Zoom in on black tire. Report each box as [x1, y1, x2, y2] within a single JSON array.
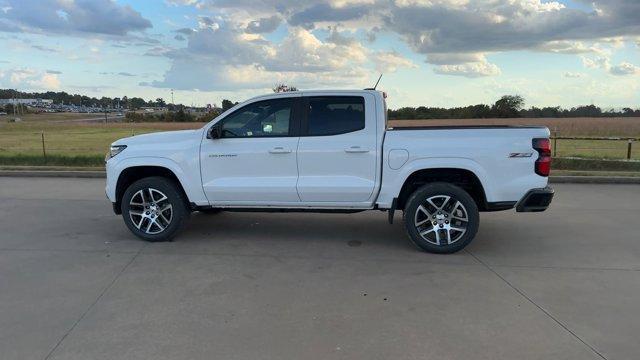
[[120, 176, 190, 242], [403, 182, 479, 254]]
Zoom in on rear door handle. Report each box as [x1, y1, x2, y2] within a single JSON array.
[[345, 146, 369, 153], [269, 147, 292, 154]]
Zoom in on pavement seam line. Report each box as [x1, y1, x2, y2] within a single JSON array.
[[464, 249, 609, 360], [43, 244, 147, 360]]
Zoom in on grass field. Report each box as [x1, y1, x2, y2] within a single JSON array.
[[0, 116, 639, 166], [391, 117, 640, 160]]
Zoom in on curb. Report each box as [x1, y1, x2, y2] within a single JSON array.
[[0, 170, 106, 178], [549, 176, 640, 184], [1, 170, 640, 184]]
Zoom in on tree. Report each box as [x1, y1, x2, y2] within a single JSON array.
[[128, 97, 147, 109], [155, 98, 166, 107], [273, 83, 298, 93], [491, 95, 524, 118], [221, 99, 236, 111]]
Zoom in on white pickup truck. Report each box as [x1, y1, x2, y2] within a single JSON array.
[[106, 90, 553, 253]]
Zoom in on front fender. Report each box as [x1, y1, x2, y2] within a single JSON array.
[[105, 156, 208, 206]]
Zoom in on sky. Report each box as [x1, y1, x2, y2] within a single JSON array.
[[0, 0, 639, 109]]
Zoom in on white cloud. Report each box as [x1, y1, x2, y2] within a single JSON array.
[[426, 53, 486, 65], [582, 56, 611, 70], [563, 72, 585, 78], [0, 68, 60, 90], [433, 61, 501, 78], [151, 23, 374, 90], [535, 41, 605, 55], [372, 51, 416, 73]]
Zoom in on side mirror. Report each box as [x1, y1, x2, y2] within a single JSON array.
[[208, 124, 222, 139]]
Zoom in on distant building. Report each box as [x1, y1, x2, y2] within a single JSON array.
[[0, 98, 54, 106]]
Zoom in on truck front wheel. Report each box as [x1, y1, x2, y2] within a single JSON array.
[[121, 177, 190, 242], [403, 183, 479, 254]]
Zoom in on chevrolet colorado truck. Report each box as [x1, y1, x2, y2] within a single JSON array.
[[106, 90, 554, 253]]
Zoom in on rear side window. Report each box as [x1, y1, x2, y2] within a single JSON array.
[[306, 96, 365, 136]]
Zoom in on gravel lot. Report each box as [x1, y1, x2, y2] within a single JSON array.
[[1, 178, 639, 360]]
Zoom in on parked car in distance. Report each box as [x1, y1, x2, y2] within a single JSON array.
[[105, 90, 553, 253]]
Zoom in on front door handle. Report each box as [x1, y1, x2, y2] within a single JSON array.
[[345, 146, 369, 153], [269, 147, 292, 154]]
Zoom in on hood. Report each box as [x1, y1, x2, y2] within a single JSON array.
[[112, 129, 202, 146]]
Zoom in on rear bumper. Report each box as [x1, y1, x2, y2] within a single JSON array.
[[516, 186, 554, 212]]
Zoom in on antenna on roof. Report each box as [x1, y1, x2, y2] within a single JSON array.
[[365, 74, 383, 90]]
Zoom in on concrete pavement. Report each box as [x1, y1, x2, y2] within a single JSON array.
[[1, 178, 639, 360]]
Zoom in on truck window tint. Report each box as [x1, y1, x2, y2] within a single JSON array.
[[221, 98, 293, 138], [307, 96, 365, 136]]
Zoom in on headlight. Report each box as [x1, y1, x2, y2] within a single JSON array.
[[106, 145, 127, 161]]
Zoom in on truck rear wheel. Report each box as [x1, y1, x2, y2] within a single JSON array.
[[121, 177, 190, 242], [403, 182, 479, 254]]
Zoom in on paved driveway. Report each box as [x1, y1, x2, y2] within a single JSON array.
[[1, 178, 638, 360]]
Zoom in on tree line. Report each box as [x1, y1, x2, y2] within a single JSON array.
[[0, 89, 170, 109], [2, 89, 639, 119], [388, 95, 640, 119]]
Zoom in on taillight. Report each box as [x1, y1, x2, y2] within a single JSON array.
[[533, 138, 551, 177]]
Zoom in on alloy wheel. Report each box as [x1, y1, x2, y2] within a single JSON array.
[[413, 195, 469, 246], [128, 188, 173, 235]]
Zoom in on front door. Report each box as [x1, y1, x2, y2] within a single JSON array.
[[200, 96, 301, 204]]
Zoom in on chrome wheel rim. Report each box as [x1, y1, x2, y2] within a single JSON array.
[[129, 188, 173, 235], [414, 195, 469, 246]]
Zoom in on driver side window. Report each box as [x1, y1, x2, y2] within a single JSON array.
[[220, 98, 293, 138]]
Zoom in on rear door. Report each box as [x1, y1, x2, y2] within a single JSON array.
[[200, 96, 302, 204], [296, 94, 378, 203]]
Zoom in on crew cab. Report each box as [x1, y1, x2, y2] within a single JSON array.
[[106, 90, 553, 253]]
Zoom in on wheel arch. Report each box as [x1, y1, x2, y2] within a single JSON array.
[[114, 165, 190, 214], [396, 167, 489, 211]]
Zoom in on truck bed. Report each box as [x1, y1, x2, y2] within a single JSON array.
[[375, 126, 550, 208]]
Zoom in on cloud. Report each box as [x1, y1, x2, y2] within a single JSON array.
[[434, 61, 501, 78], [0, 0, 152, 36], [426, 53, 486, 65], [84, 0, 640, 92], [0, 68, 60, 90], [563, 72, 585, 78], [372, 51, 416, 73], [425, 53, 501, 77], [31, 44, 60, 53], [582, 56, 611, 70], [535, 41, 605, 55], [98, 71, 137, 77], [384, 0, 640, 55], [245, 15, 281, 34], [46, 70, 62, 74], [175, 27, 195, 35], [150, 21, 375, 91], [289, 3, 371, 29], [609, 62, 640, 76]]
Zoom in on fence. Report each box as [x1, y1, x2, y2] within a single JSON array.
[[0, 129, 638, 166], [551, 134, 638, 160]]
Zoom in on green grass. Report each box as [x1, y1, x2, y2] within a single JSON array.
[[0, 121, 201, 158], [0, 154, 104, 166], [553, 139, 638, 160], [1, 118, 639, 171], [553, 157, 640, 172]]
